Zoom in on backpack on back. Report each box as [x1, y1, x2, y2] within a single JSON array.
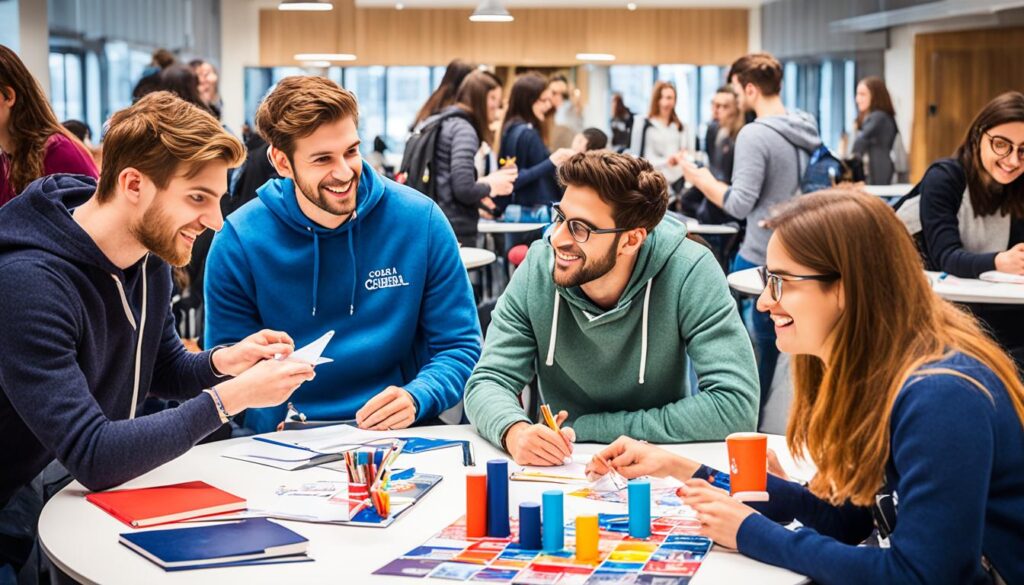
[[397, 109, 471, 200], [757, 122, 852, 194]]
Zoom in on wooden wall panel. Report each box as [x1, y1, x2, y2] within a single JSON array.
[[260, 6, 748, 67], [911, 27, 1024, 181]]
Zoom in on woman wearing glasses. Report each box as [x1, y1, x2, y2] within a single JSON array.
[[586, 191, 1024, 584], [918, 91, 1024, 365]]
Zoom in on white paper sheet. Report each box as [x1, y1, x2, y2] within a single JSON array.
[[284, 330, 335, 366]]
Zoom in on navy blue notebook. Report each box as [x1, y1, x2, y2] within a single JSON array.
[[119, 517, 309, 570]]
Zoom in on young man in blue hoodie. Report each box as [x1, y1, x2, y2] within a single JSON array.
[[0, 92, 317, 581], [204, 76, 481, 434]]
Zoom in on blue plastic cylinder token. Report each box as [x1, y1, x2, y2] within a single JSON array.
[[541, 490, 564, 551], [519, 502, 542, 550], [486, 459, 510, 537], [628, 479, 651, 538]]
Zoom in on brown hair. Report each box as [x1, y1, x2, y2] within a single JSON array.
[[854, 76, 895, 130], [255, 75, 359, 159], [0, 44, 92, 194], [413, 59, 474, 128], [611, 93, 631, 120], [97, 91, 244, 202], [954, 91, 1024, 218], [714, 85, 744, 136], [727, 52, 783, 97], [766, 190, 1024, 506], [558, 151, 668, 233], [501, 72, 550, 156], [646, 81, 682, 130], [455, 70, 501, 147]]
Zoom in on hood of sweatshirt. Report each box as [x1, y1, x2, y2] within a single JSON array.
[[543, 214, 689, 384], [256, 160, 386, 316], [756, 109, 822, 153]]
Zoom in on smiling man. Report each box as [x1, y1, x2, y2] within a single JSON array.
[[204, 75, 481, 433], [0, 92, 318, 580], [464, 151, 758, 466]]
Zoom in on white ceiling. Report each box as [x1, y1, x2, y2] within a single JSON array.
[[353, 0, 767, 7]]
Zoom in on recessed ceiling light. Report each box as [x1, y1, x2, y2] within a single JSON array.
[[294, 53, 357, 61], [470, 0, 514, 23], [301, 60, 332, 68], [278, 1, 333, 11], [576, 53, 616, 62], [627, 2, 637, 10], [396, 2, 404, 9]]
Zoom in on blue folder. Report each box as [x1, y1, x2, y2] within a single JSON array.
[[119, 517, 310, 570]]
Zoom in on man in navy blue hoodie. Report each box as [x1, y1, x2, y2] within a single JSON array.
[[205, 76, 481, 434], [0, 92, 316, 580]]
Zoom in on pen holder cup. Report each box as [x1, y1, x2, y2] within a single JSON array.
[[348, 482, 369, 507]]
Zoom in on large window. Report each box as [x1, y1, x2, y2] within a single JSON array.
[[385, 66, 431, 150], [344, 66, 386, 154], [779, 57, 859, 152], [48, 51, 84, 123], [608, 65, 655, 122]]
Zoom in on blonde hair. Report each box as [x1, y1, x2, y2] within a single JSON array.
[[255, 75, 359, 159], [96, 91, 244, 202], [767, 190, 1024, 506]]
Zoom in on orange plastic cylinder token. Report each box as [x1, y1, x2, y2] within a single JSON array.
[[466, 472, 487, 538]]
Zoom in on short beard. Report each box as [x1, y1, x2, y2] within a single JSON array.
[[552, 233, 620, 288], [130, 198, 191, 267], [290, 155, 358, 218]]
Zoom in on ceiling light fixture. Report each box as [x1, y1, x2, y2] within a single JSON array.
[[278, 1, 333, 11], [294, 53, 357, 61], [627, 2, 637, 10], [576, 53, 616, 62], [395, 2, 404, 9], [301, 60, 332, 68], [470, 0, 514, 23]]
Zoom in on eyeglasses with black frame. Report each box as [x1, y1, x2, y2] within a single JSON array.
[[757, 266, 840, 302], [983, 131, 1024, 161], [551, 202, 631, 244]]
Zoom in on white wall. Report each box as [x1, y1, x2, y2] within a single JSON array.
[[747, 5, 761, 53], [18, 0, 49, 96], [220, 0, 271, 134]]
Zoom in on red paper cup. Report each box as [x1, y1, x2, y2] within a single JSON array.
[[348, 482, 370, 513], [726, 432, 769, 501]]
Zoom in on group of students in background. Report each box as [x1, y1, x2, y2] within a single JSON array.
[[1, 38, 1023, 585]]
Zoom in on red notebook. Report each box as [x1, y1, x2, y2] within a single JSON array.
[[86, 481, 246, 528]]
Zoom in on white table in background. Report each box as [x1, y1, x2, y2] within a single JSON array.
[[728, 266, 1024, 305], [687, 223, 739, 236], [459, 246, 496, 270], [39, 425, 811, 585], [478, 220, 549, 234], [860, 183, 913, 198]]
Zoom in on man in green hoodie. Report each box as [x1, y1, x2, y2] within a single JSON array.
[[465, 151, 758, 465]]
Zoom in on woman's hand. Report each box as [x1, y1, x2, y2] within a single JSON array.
[[585, 436, 699, 481], [679, 478, 758, 550]]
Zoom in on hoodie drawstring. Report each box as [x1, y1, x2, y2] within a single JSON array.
[[545, 289, 561, 366], [111, 255, 149, 419], [638, 279, 652, 384], [310, 229, 321, 316], [545, 279, 653, 385], [347, 217, 357, 315]]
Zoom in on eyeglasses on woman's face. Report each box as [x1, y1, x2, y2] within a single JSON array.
[[757, 266, 840, 302], [551, 203, 630, 244], [984, 131, 1024, 161]]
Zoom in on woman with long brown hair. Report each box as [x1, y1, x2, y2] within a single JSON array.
[[411, 59, 474, 130], [851, 76, 898, 184], [916, 91, 1024, 364], [586, 191, 1024, 584], [430, 70, 518, 245], [0, 44, 97, 206], [630, 80, 686, 186]]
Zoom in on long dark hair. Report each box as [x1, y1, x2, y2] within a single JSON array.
[[611, 93, 631, 120], [156, 65, 209, 112], [413, 59, 473, 128], [0, 44, 90, 194], [955, 91, 1024, 218], [455, 71, 500, 147], [854, 76, 895, 130], [500, 72, 549, 156]]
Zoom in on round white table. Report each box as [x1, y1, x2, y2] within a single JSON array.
[[686, 223, 739, 236], [728, 266, 1024, 305], [859, 183, 913, 198], [478, 220, 549, 234], [39, 425, 810, 585], [459, 247, 497, 270]]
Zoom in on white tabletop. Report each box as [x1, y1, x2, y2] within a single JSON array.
[[39, 425, 810, 585], [859, 183, 913, 198], [687, 223, 739, 236], [459, 247, 497, 270], [478, 220, 549, 234], [728, 266, 1024, 305]]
